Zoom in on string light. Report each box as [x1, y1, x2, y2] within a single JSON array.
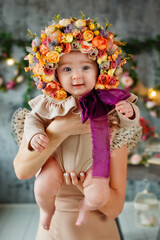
[[148, 88, 160, 105], [148, 88, 156, 98], [6, 58, 15, 66]]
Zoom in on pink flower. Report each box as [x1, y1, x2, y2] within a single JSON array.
[[142, 135, 147, 141], [120, 74, 134, 87], [6, 80, 15, 90], [130, 154, 142, 165], [150, 111, 157, 118]]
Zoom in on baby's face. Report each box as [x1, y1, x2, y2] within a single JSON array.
[[56, 51, 99, 97]]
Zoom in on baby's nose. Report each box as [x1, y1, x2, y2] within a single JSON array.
[[72, 71, 82, 80]]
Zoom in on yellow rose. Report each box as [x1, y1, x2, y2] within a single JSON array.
[[108, 69, 115, 76], [41, 33, 47, 39], [32, 47, 38, 52], [46, 51, 60, 63], [75, 19, 86, 28], [36, 52, 41, 59], [94, 30, 100, 36], [39, 57, 46, 65], [61, 33, 73, 43], [95, 83, 105, 90], [83, 30, 94, 42], [89, 23, 95, 30], [42, 75, 53, 83]]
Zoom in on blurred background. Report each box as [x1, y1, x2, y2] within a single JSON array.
[[0, 0, 160, 238]]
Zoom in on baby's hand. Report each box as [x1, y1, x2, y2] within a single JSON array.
[[115, 100, 134, 118], [30, 133, 49, 152]]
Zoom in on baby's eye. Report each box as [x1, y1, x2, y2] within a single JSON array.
[[83, 66, 89, 70], [64, 67, 71, 72]]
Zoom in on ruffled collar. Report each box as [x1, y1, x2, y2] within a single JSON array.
[[28, 94, 80, 119]]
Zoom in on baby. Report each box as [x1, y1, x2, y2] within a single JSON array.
[[24, 16, 140, 230]]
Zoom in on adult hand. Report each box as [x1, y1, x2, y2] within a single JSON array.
[[63, 171, 86, 192], [48, 111, 91, 139]]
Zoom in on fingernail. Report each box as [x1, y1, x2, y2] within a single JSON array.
[[64, 173, 69, 177], [80, 173, 84, 176], [71, 172, 75, 177]]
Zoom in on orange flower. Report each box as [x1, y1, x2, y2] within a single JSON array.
[[46, 51, 60, 63], [39, 44, 49, 55], [56, 89, 67, 100], [80, 41, 93, 53], [98, 74, 111, 86], [44, 82, 67, 100], [83, 30, 94, 42], [61, 43, 71, 53], [44, 82, 60, 97], [92, 36, 108, 50]]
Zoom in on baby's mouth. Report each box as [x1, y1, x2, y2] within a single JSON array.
[[72, 83, 84, 87]]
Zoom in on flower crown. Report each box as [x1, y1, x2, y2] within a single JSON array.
[[25, 14, 127, 100]]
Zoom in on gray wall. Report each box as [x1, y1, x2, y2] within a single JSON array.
[[0, 0, 160, 203]]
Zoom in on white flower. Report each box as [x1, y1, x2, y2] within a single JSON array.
[[32, 37, 41, 47], [59, 19, 71, 27], [16, 75, 24, 83], [121, 75, 134, 87], [146, 101, 156, 109], [75, 19, 86, 28], [115, 67, 123, 77], [129, 154, 142, 165], [150, 111, 157, 118]]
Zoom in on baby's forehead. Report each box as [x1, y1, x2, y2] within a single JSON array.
[[58, 51, 96, 65]]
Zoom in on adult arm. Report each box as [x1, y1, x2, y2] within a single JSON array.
[[99, 144, 128, 218], [13, 112, 90, 179]]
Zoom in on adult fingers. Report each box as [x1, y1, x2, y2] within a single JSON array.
[[70, 171, 79, 186], [63, 172, 72, 185], [79, 172, 85, 183]]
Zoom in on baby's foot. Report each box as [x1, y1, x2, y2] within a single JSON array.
[[75, 200, 88, 226], [40, 208, 55, 230]]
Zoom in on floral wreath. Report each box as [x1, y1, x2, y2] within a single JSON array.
[[25, 14, 127, 100]]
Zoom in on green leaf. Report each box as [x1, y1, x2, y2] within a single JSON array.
[[80, 11, 85, 19], [93, 18, 98, 24], [53, 14, 61, 22], [105, 18, 112, 29], [26, 29, 37, 39]]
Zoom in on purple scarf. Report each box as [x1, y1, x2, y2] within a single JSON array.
[[79, 88, 131, 178]]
